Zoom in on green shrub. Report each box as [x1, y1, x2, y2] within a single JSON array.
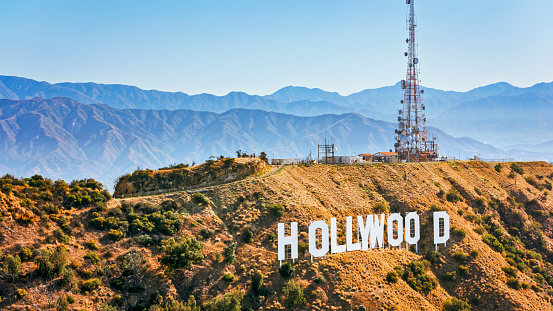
[[159, 236, 204, 270], [222, 273, 235, 283], [192, 193, 209, 205], [151, 296, 200, 311], [223, 242, 237, 264], [56, 294, 70, 311], [470, 249, 479, 257], [452, 251, 468, 263], [452, 227, 466, 239], [424, 250, 442, 265], [107, 229, 124, 241], [135, 234, 153, 246], [15, 288, 27, 299], [3, 255, 22, 282], [84, 251, 101, 265], [446, 189, 462, 203], [402, 261, 437, 292], [251, 270, 264, 294], [205, 289, 243, 311], [482, 234, 504, 252], [526, 176, 538, 187], [502, 266, 517, 277], [430, 204, 443, 211], [443, 297, 471, 311], [545, 181, 552, 191], [59, 268, 77, 287], [386, 271, 399, 283], [508, 172, 516, 179], [374, 200, 390, 214], [199, 228, 214, 240], [53, 228, 70, 243], [474, 197, 486, 208], [19, 247, 33, 261], [267, 204, 285, 217], [81, 278, 102, 291], [278, 262, 295, 278], [243, 226, 254, 243], [458, 265, 470, 276], [473, 227, 485, 235], [283, 280, 306, 307], [438, 189, 446, 198], [494, 163, 502, 172], [36, 246, 69, 279], [474, 187, 483, 196], [85, 241, 100, 250], [441, 271, 457, 282], [507, 277, 520, 289], [511, 163, 524, 175]]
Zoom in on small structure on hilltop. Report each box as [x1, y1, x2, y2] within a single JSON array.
[[318, 137, 336, 164], [372, 152, 398, 163], [358, 153, 373, 162]]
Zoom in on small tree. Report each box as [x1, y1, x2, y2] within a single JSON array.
[[36, 246, 70, 279], [243, 226, 254, 243], [223, 242, 237, 264], [283, 280, 306, 307], [278, 262, 295, 278], [251, 270, 264, 294], [160, 236, 204, 270], [3, 255, 22, 283], [386, 271, 399, 283], [259, 152, 268, 163], [205, 290, 243, 311]]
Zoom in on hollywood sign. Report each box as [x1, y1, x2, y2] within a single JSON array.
[[278, 211, 450, 263]]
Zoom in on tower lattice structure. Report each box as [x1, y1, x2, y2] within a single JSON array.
[[395, 0, 438, 162]]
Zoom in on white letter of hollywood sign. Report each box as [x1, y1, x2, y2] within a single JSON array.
[[277, 212, 449, 263]]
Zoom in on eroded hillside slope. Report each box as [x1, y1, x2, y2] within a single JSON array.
[[1, 161, 553, 310]]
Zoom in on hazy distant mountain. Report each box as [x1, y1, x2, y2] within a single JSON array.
[[0, 97, 518, 189], [1, 75, 552, 149], [436, 92, 553, 146], [0, 76, 352, 117]]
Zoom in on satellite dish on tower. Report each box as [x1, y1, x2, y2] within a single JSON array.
[[413, 58, 419, 64], [406, 0, 411, 4]]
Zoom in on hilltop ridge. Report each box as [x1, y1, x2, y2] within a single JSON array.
[[1, 161, 553, 310]]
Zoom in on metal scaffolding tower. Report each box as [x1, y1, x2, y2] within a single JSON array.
[[395, 0, 438, 162]]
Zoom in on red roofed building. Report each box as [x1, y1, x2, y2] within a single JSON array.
[[372, 152, 398, 163]]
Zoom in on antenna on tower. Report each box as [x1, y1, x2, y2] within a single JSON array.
[[394, 0, 438, 162]]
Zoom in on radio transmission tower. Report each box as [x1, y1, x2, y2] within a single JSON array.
[[395, 0, 438, 162]]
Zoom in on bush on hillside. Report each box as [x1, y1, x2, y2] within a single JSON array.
[[36, 246, 70, 279], [402, 261, 437, 292], [205, 290, 243, 311], [278, 262, 295, 278], [267, 204, 285, 217], [386, 271, 399, 283], [283, 280, 306, 307], [159, 236, 204, 270], [511, 163, 524, 175], [443, 297, 471, 311], [223, 242, 237, 264]]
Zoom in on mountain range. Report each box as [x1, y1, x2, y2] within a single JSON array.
[[1, 75, 552, 147], [0, 75, 552, 189]]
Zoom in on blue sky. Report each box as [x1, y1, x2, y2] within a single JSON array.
[[0, 0, 551, 95]]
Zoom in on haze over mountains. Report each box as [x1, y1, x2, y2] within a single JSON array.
[[0, 75, 551, 189]]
